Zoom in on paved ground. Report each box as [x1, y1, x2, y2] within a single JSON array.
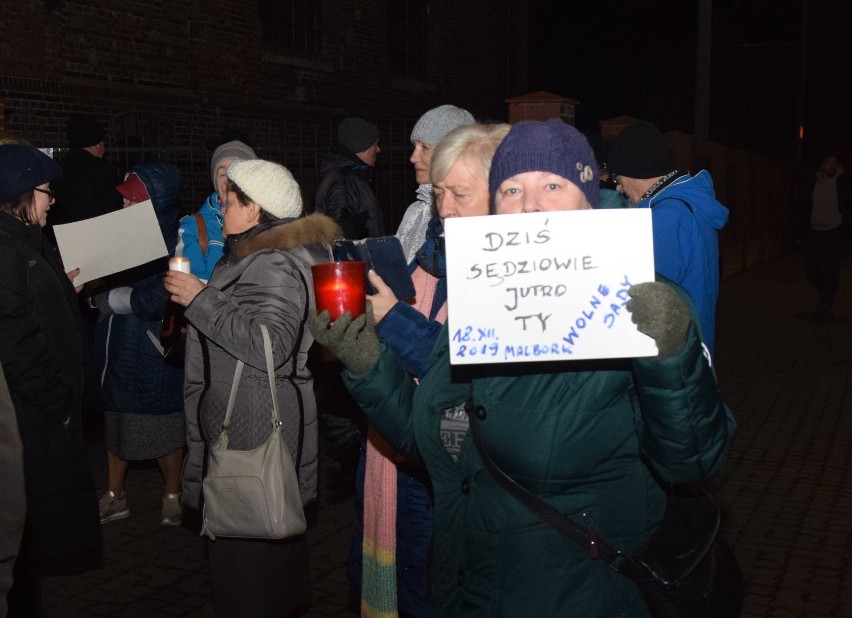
[[40, 413, 359, 617], [39, 244, 852, 617], [712, 245, 852, 618]]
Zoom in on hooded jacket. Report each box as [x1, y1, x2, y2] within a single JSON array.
[[176, 191, 226, 282], [314, 144, 384, 239], [94, 161, 184, 416], [181, 214, 339, 510], [344, 320, 736, 617], [639, 170, 729, 356]]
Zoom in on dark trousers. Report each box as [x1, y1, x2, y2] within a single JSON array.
[[207, 534, 310, 617], [803, 227, 843, 310], [7, 527, 40, 618]]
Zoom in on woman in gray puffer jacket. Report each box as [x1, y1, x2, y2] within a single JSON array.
[[165, 159, 339, 618]]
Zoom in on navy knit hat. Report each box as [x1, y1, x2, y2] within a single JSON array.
[[67, 113, 106, 149], [337, 117, 380, 153], [489, 119, 599, 209], [0, 145, 63, 203], [606, 120, 674, 179]]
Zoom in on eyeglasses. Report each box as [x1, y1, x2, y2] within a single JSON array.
[[34, 187, 55, 200]]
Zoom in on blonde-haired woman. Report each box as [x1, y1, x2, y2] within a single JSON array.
[[350, 123, 509, 617]]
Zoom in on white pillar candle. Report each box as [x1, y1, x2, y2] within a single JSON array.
[[169, 257, 191, 274]]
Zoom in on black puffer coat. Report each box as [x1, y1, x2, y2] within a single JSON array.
[[93, 161, 184, 417], [0, 211, 102, 575]]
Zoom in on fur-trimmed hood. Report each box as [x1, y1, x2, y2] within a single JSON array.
[[229, 213, 341, 262]]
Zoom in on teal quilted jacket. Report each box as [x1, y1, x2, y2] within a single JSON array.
[[345, 321, 735, 617]]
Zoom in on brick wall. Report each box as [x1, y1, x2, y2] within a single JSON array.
[[1, 0, 529, 227]]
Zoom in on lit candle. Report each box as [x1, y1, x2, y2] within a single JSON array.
[[169, 256, 191, 274], [311, 261, 366, 320]]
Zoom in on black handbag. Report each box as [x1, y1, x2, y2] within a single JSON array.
[[468, 408, 743, 618]]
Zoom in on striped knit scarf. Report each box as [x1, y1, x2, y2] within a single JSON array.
[[361, 265, 446, 617], [361, 428, 400, 618]]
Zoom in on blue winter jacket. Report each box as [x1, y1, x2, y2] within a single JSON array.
[[376, 215, 447, 378], [94, 161, 184, 414], [176, 191, 225, 282], [638, 171, 728, 355]]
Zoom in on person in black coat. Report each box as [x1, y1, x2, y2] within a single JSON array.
[[0, 359, 25, 618], [0, 144, 102, 617], [50, 113, 122, 225], [49, 114, 123, 422], [793, 150, 852, 320], [314, 117, 385, 239]]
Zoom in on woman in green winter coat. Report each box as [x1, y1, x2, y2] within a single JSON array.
[[308, 120, 737, 617]]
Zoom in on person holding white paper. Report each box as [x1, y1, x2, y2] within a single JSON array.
[[92, 162, 186, 529], [0, 144, 102, 615], [307, 120, 740, 617]]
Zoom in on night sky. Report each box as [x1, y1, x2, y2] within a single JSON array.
[[529, 0, 852, 165]]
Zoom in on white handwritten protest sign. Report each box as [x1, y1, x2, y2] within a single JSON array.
[[444, 209, 658, 365]]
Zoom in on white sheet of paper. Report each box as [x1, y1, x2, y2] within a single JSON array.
[[53, 200, 168, 286], [445, 209, 658, 365]]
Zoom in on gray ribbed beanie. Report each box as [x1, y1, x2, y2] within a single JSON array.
[[211, 140, 258, 186], [410, 104, 475, 146], [227, 160, 303, 219]]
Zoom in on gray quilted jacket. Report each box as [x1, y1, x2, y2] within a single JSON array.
[[180, 214, 339, 510]]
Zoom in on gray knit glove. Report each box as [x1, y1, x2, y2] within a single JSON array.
[[626, 281, 691, 358], [307, 304, 380, 375]]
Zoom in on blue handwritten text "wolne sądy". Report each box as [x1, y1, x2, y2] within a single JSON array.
[[561, 276, 634, 351]]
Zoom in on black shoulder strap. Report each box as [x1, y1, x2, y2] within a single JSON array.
[[468, 407, 621, 565]]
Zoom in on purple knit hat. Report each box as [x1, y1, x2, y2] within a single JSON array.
[[489, 119, 599, 211]]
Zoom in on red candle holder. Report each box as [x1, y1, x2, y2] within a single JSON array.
[[311, 261, 366, 321]]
